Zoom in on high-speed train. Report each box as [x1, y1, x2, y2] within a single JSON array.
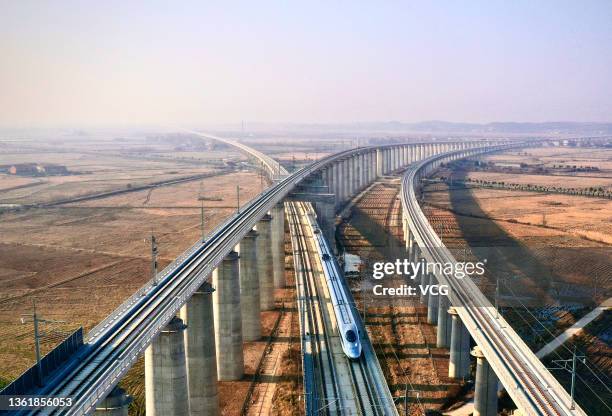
[[309, 215, 362, 359]]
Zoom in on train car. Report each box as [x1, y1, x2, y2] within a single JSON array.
[[312, 224, 362, 359]]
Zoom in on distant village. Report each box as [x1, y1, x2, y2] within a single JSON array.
[[0, 163, 71, 177]]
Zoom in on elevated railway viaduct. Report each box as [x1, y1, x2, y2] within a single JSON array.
[[1, 133, 586, 416]]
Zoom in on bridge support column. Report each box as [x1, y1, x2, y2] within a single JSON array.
[[448, 307, 470, 380], [349, 156, 356, 196], [239, 230, 261, 340], [333, 162, 341, 209], [95, 386, 132, 416], [408, 238, 416, 263], [361, 153, 370, 188], [420, 272, 430, 304], [427, 275, 439, 324], [318, 200, 336, 251], [271, 203, 286, 289], [213, 251, 244, 380], [385, 149, 391, 173], [145, 316, 189, 416], [436, 295, 451, 348], [359, 153, 364, 189], [354, 155, 360, 192], [180, 282, 219, 416], [257, 214, 275, 311], [369, 152, 375, 183], [394, 147, 400, 170], [376, 149, 383, 177], [472, 346, 498, 416], [342, 159, 350, 201]]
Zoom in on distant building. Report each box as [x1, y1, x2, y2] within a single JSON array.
[[42, 164, 69, 175], [2, 163, 69, 176], [494, 162, 522, 169]]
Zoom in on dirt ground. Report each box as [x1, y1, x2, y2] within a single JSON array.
[[0, 142, 248, 206], [0, 169, 262, 386], [422, 147, 611, 415], [423, 173, 611, 307], [464, 171, 612, 192], [484, 146, 612, 172], [242, 235, 302, 416]]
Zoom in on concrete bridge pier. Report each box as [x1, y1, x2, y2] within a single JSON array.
[[317, 200, 336, 250], [341, 159, 349, 202], [427, 274, 439, 324], [95, 386, 132, 416], [359, 153, 364, 188], [357, 153, 364, 191], [419, 271, 430, 304], [257, 214, 275, 311], [180, 282, 219, 416], [397, 146, 402, 168], [369, 151, 376, 182], [408, 242, 418, 267], [350, 156, 357, 195], [436, 295, 451, 348], [359, 153, 365, 188], [271, 203, 285, 289], [448, 307, 471, 380], [333, 162, 341, 209], [376, 149, 383, 177], [238, 230, 261, 340], [213, 251, 244, 380], [472, 346, 498, 416], [345, 158, 352, 199], [145, 316, 189, 416]]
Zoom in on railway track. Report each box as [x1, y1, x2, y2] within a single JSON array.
[[402, 147, 587, 416], [8, 134, 574, 416], [288, 202, 395, 416]]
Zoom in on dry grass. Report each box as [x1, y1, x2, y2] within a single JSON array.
[[465, 171, 612, 191], [0, 171, 261, 382], [485, 147, 612, 171]]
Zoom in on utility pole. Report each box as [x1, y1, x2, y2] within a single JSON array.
[[495, 275, 500, 319], [200, 200, 205, 242], [570, 346, 578, 409], [32, 299, 42, 386], [549, 345, 586, 410], [404, 383, 408, 416], [151, 234, 158, 285], [20, 299, 64, 387], [259, 162, 264, 192], [236, 185, 240, 213]]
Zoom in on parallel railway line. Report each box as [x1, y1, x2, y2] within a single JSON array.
[[6, 133, 586, 416], [289, 202, 395, 416], [402, 146, 587, 416]]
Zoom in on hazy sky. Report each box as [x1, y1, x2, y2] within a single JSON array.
[[1, 1, 611, 127]]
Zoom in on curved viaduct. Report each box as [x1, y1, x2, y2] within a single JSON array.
[[3, 134, 585, 416]]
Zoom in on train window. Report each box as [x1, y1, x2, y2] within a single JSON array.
[[345, 330, 357, 343], [322, 254, 330, 261]]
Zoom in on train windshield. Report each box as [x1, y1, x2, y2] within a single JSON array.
[[345, 330, 357, 343]]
